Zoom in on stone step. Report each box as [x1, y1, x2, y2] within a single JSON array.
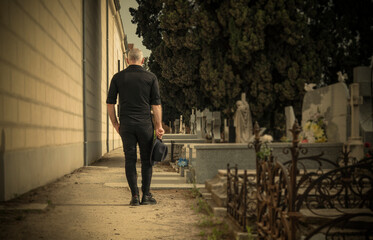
[[163, 139, 206, 144], [211, 187, 227, 207], [218, 169, 257, 177], [104, 182, 204, 190], [205, 174, 226, 192], [203, 198, 227, 218], [201, 192, 212, 200], [162, 134, 199, 140], [103, 168, 204, 190]]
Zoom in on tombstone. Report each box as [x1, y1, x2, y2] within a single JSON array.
[[196, 110, 202, 137], [228, 119, 236, 143], [201, 110, 206, 139], [353, 66, 373, 145], [200, 109, 208, 139], [302, 82, 349, 142], [354, 66, 371, 97], [179, 115, 183, 133], [234, 93, 253, 143], [204, 109, 213, 139], [190, 109, 196, 134], [347, 83, 364, 159], [285, 106, 296, 140], [224, 119, 229, 142], [212, 111, 221, 143], [174, 119, 180, 134]]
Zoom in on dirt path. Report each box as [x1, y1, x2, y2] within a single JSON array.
[[0, 150, 204, 240]]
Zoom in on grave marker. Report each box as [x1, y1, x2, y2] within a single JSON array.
[[347, 83, 364, 159], [302, 82, 349, 142], [212, 111, 221, 143], [196, 110, 202, 137], [285, 106, 295, 140]]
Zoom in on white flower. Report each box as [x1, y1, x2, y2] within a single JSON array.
[[260, 134, 273, 143]]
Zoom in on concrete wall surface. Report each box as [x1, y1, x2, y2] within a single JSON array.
[[0, 0, 126, 201], [189, 142, 344, 184]]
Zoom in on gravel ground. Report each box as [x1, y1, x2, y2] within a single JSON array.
[[0, 149, 204, 240]]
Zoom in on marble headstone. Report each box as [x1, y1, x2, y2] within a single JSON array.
[[196, 110, 202, 137], [201, 110, 207, 139], [224, 119, 229, 142], [179, 115, 183, 133], [212, 111, 221, 143], [204, 109, 213, 139], [285, 106, 296, 140], [190, 109, 196, 134], [347, 83, 364, 159], [174, 119, 180, 134], [353, 66, 372, 145], [302, 82, 350, 142]]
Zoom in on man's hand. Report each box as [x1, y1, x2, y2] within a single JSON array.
[[152, 105, 164, 139], [155, 127, 165, 139]]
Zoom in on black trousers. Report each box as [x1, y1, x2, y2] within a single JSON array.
[[120, 122, 153, 197]]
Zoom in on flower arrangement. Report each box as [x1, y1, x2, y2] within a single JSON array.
[[260, 134, 273, 143], [257, 145, 272, 160], [364, 142, 372, 158], [302, 109, 327, 143], [177, 158, 188, 167], [257, 134, 273, 160]]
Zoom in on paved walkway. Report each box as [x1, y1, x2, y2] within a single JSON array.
[[0, 148, 204, 240], [94, 148, 204, 190]]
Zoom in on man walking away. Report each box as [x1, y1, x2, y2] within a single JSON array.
[[106, 48, 164, 206]]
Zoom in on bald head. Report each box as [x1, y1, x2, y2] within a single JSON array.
[[127, 48, 144, 65]]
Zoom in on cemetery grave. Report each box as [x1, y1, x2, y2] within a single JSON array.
[[224, 121, 373, 239], [161, 66, 372, 238]]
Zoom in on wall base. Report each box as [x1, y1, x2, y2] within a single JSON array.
[[1, 143, 84, 201]]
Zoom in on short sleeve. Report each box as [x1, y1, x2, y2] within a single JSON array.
[[150, 76, 161, 105], [106, 74, 118, 104]]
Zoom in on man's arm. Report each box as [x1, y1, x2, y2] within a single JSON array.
[[152, 105, 164, 139], [107, 104, 120, 134]]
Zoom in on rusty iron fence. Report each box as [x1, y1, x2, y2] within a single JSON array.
[[226, 164, 257, 232], [226, 120, 373, 239]]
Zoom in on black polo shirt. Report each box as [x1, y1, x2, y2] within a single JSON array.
[[106, 65, 161, 125]]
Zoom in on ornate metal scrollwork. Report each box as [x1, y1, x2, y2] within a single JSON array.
[[257, 157, 292, 239], [304, 213, 373, 240], [227, 163, 257, 232], [296, 156, 373, 214], [230, 119, 373, 239]]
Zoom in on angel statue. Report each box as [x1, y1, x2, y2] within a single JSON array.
[[234, 93, 253, 143]]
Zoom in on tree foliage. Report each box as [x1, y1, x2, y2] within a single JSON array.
[[306, 0, 373, 84], [130, 0, 373, 137], [130, 0, 180, 123]]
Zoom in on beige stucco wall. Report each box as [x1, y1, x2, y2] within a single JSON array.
[[0, 0, 125, 201], [107, 0, 123, 151], [100, 0, 109, 155], [84, 0, 103, 165]]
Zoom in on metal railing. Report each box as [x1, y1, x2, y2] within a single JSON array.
[[226, 120, 373, 239]]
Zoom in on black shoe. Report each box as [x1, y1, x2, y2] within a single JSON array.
[[141, 193, 157, 205], [130, 195, 140, 206]]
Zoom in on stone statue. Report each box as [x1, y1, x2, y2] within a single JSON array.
[[234, 93, 253, 143]]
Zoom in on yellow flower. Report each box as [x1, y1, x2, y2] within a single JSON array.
[[311, 122, 319, 132], [315, 136, 327, 143], [304, 121, 312, 130], [314, 127, 324, 139]]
